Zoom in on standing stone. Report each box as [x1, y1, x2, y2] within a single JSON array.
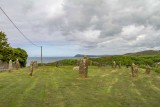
[[56, 62, 59, 67], [90, 60, 93, 66], [98, 62, 102, 67], [79, 56, 88, 78], [134, 65, 138, 77], [9, 60, 12, 72], [131, 63, 135, 77], [16, 59, 20, 70], [146, 65, 150, 74], [34, 61, 38, 68], [28, 61, 34, 76], [112, 61, 116, 68], [118, 61, 122, 69], [131, 63, 138, 77]]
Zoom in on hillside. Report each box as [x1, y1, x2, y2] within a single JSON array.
[[74, 54, 111, 57], [125, 50, 160, 56]]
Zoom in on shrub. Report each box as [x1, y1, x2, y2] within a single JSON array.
[[153, 68, 160, 73], [0, 54, 3, 60]]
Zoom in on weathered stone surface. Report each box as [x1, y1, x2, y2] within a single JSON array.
[[131, 63, 138, 77], [79, 56, 88, 78], [28, 61, 34, 76], [112, 61, 116, 68], [56, 62, 59, 67], [146, 65, 150, 74], [98, 62, 102, 67], [9, 60, 12, 72], [73, 66, 79, 71], [119, 61, 122, 69], [16, 59, 20, 70], [34, 61, 38, 68]]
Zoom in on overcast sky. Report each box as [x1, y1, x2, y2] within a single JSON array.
[[0, 0, 160, 57]]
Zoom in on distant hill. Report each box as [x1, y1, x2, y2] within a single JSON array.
[[74, 54, 111, 57], [125, 50, 160, 56], [75, 50, 160, 57]]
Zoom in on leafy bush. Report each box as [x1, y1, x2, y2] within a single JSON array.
[[0, 54, 3, 60], [47, 59, 78, 66], [152, 68, 160, 73], [0, 47, 28, 67]]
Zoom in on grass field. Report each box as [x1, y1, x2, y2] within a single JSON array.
[[0, 66, 160, 107]]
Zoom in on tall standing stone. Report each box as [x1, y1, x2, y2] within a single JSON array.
[[9, 60, 12, 72], [98, 62, 102, 67], [56, 62, 59, 67], [131, 63, 135, 77], [118, 61, 122, 69], [16, 59, 20, 70], [131, 63, 138, 77], [134, 65, 138, 77], [34, 61, 38, 68], [112, 61, 116, 68], [79, 56, 88, 78], [146, 65, 150, 74], [28, 61, 34, 76]]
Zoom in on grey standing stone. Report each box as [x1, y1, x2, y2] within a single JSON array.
[[112, 61, 116, 68], [9, 60, 12, 72], [34, 61, 38, 68], [28, 61, 34, 76], [56, 62, 59, 67], [146, 65, 150, 74], [131, 63, 138, 77], [16, 59, 20, 70]]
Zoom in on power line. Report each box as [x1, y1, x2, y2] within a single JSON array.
[[0, 6, 40, 47]]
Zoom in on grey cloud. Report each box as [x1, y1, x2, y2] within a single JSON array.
[[1, 0, 160, 54]]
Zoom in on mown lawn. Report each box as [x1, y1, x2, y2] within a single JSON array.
[[0, 66, 160, 107]]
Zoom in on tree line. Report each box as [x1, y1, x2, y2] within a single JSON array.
[[0, 31, 28, 67]]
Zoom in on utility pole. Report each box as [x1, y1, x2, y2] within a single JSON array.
[[41, 46, 42, 65]]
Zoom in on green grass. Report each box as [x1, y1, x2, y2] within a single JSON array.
[[0, 66, 160, 107]]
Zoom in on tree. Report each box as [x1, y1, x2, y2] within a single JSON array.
[[0, 31, 9, 48], [0, 31, 28, 67], [0, 32, 10, 60]]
